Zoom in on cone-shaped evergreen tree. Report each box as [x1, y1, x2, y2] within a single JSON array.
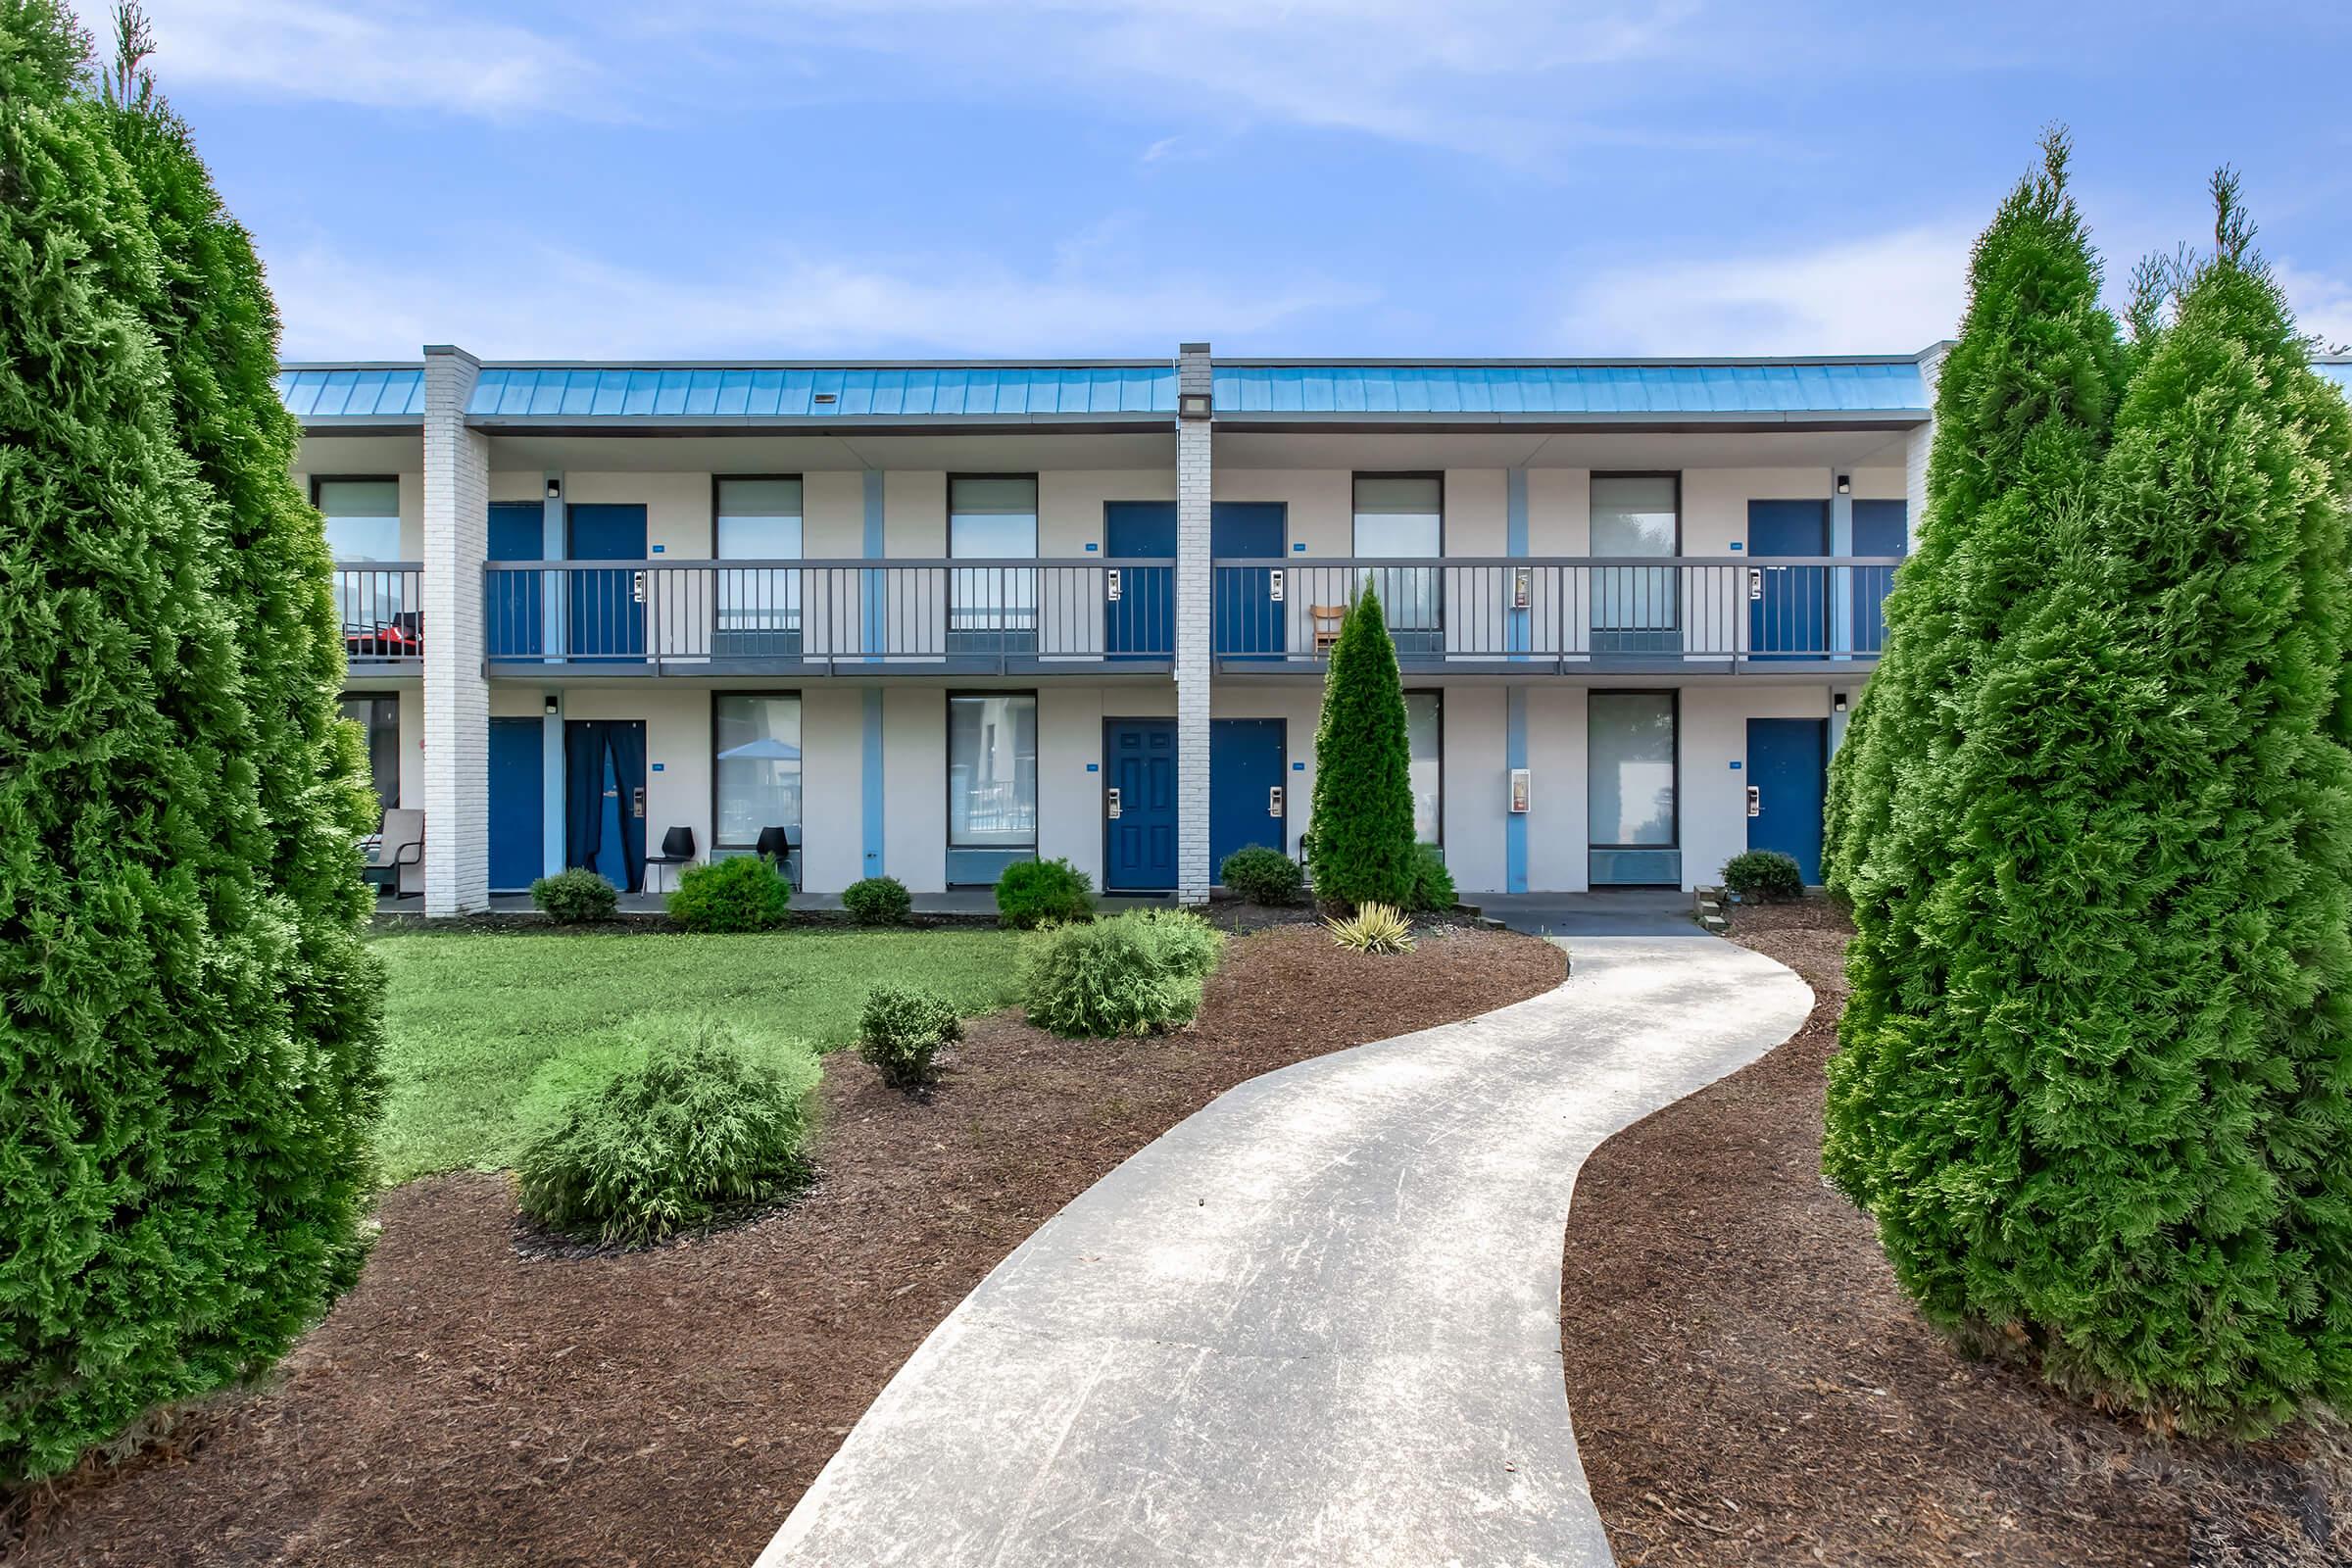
[[0, 1, 383, 1480], [1828, 167, 2352, 1435], [1308, 585, 1417, 907]]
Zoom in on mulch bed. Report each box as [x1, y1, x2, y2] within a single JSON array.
[[1557, 896, 2352, 1567], [8, 920, 1563, 1568]]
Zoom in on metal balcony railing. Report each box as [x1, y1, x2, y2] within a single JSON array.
[[1211, 557, 1900, 667], [336, 563, 423, 664], [482, 559, 1176, 672]]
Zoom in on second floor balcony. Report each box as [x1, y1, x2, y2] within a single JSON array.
[[482, 559, 1176, 674], [1211, 557, 1900, 671]]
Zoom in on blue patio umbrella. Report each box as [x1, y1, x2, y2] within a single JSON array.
[[716, 737, 801, 760]]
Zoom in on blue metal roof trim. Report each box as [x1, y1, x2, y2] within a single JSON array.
[[1210, 362, 1931, 416], [275, 367, 425, 419], [463, 365, 1177, 419], [2317, 362, 2352, 399]]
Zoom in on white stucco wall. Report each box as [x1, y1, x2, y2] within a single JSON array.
[[883, 685, 948, 888], [1438, 684, 1508, 894], [1524, 685, 1587, 892], [800, 687, 864, 890], [884, 471, 947, 559], [804, 471, 866, 558], [1525, 468, 1592, 557], [396, 683, 425, 807]]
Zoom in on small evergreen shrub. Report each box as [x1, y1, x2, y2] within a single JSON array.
[[1020, 910, 1224, 1038], [1220, 845, 1303, 906], [669, 854, 793, 933], [842, 874, 912, 925], [858, 984, 962, 1089], [996, 857, 1094, 928], [1721, 850, 1803, 903], [516, 1022, 817, 1247], [1404, 843, 1455, 912], [533, 867, 618, 923], [1326, 903, 1415, 955]]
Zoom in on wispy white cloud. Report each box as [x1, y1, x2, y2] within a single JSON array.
[[264, 234, 1376, 360], [80, 0, 606, 119], [2276, 262, 2352, 353]]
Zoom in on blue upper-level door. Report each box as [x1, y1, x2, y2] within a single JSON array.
[[1748, 500, 1828, 660], [487, 501, 544, 659], [487, 717, 544, 892], [1103, 718, 1178, 891], [1746, 717, 1826, 884], [1209, 718, 1287, 879], [1851, 500, 1907, 655], [1104, 502, 1176, 660], [1213, 502, 1288, 659], [566, 503, 647, 662]]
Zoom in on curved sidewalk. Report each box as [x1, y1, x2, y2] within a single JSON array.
[[760, 935, 1813, 1568]]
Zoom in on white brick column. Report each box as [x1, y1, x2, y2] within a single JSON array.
[[1903, 342, 1945, 545], [421, 345, 491, 915], [1175, 342, 1214, 904]]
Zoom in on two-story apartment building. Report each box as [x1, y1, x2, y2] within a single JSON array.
[[290, 342, 1943, 916]]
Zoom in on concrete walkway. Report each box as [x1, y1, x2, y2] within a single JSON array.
[[758, 936, 1813, 1568]]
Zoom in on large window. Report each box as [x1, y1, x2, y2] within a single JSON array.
[[339, 693, 399, 816], [1406, 690, 1442, 844], [1353, 474, 1442, 652], [1588, 692, 1676, 848], [949, 693, 1037, 849], [317, 477, 401, 561], [713, 694, 803, 852], [950, 475, 1038, 649], [318, 477, 408, 648], [715, 477, 804, 654], [1591, 473, 1680, 652]]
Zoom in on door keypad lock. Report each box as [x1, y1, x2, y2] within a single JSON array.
[[632, 786, 647, 819], [1269, 569, 1286, 604], [1268, 786, 1284, 817], [1105, 786, 1122, 820], [632, 569, 647, 605], [1105, 567, 1122, 603], [1745, 784, 1761, 818], [1747, 568, 1763, 602]]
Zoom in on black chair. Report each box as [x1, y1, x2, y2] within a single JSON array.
[[645, 825, 696, 893], [754, 825, 799, 888]]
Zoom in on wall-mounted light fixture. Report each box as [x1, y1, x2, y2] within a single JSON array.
[[544, 694, 560, 715], [1836, 474, 1852, 495], [1179, 391, 1212, 420], [1833, 691, 1849, 713], [545, 477, 563, 499]]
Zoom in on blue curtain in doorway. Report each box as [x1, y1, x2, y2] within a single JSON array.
[[565, 722, 605, 876], [605, 721, 647, 890]]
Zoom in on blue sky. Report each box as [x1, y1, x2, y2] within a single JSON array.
[[81, 0, 2352, 362]]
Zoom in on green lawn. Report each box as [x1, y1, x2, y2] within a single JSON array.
[[369, 927, 1024, 1183]]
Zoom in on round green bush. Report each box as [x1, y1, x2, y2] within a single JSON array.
[[858, 984, 962, 1089], [1721, 850, 1803, 903], [1020, 909, 1223, 1038], [1219, 845, 1303, 906], [842, 874, 913, 925], [532, 866, 618, 923], [996, 857, 1094, 929], [1404, 843, 1456, 912], [668, 853, 793, 932], [516, 1022, 817, 1247]]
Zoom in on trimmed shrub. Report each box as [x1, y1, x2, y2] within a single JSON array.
[[1404, 843, 1455, 912], [842, 874, 912, 925], [1721, 850, 1803, 903], [533, 867, 618, 924], [1326, 903, 1414, 955], [1020, 910, 1224, 1038], [516, 1022, 818, 1247], [0, 5, 385, 1481], [858, 985, 962, 1089], [996, 857, 1094, 928], [1307, 588, 1418, 907], [1219, 845, 1303, 906], [668, 854, 793, 933]]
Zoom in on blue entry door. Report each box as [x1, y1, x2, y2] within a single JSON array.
[[1748, 500, 1828, 660], [1851, 499, 1907, 655], [487, 501, 544, 659], [1213, 502, 1288, 659], [488, 717, 544, 891], [566, 503, 647, 662], [1103, 718, 1178, 890], [1210, 718, 1287, 879], [1104, 502, 1176, 660], [1746, 718, 1827, 884]]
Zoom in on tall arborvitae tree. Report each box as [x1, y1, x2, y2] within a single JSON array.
[[1830, 167, 2352, 1434], [1308, 585, 1417, 907], [0, 0, 383, 1480]]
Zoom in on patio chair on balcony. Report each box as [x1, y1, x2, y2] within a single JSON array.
[[1311, 605, 1347, 654], [644, 825, 697, 894], [365, 808, 424, 900]]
